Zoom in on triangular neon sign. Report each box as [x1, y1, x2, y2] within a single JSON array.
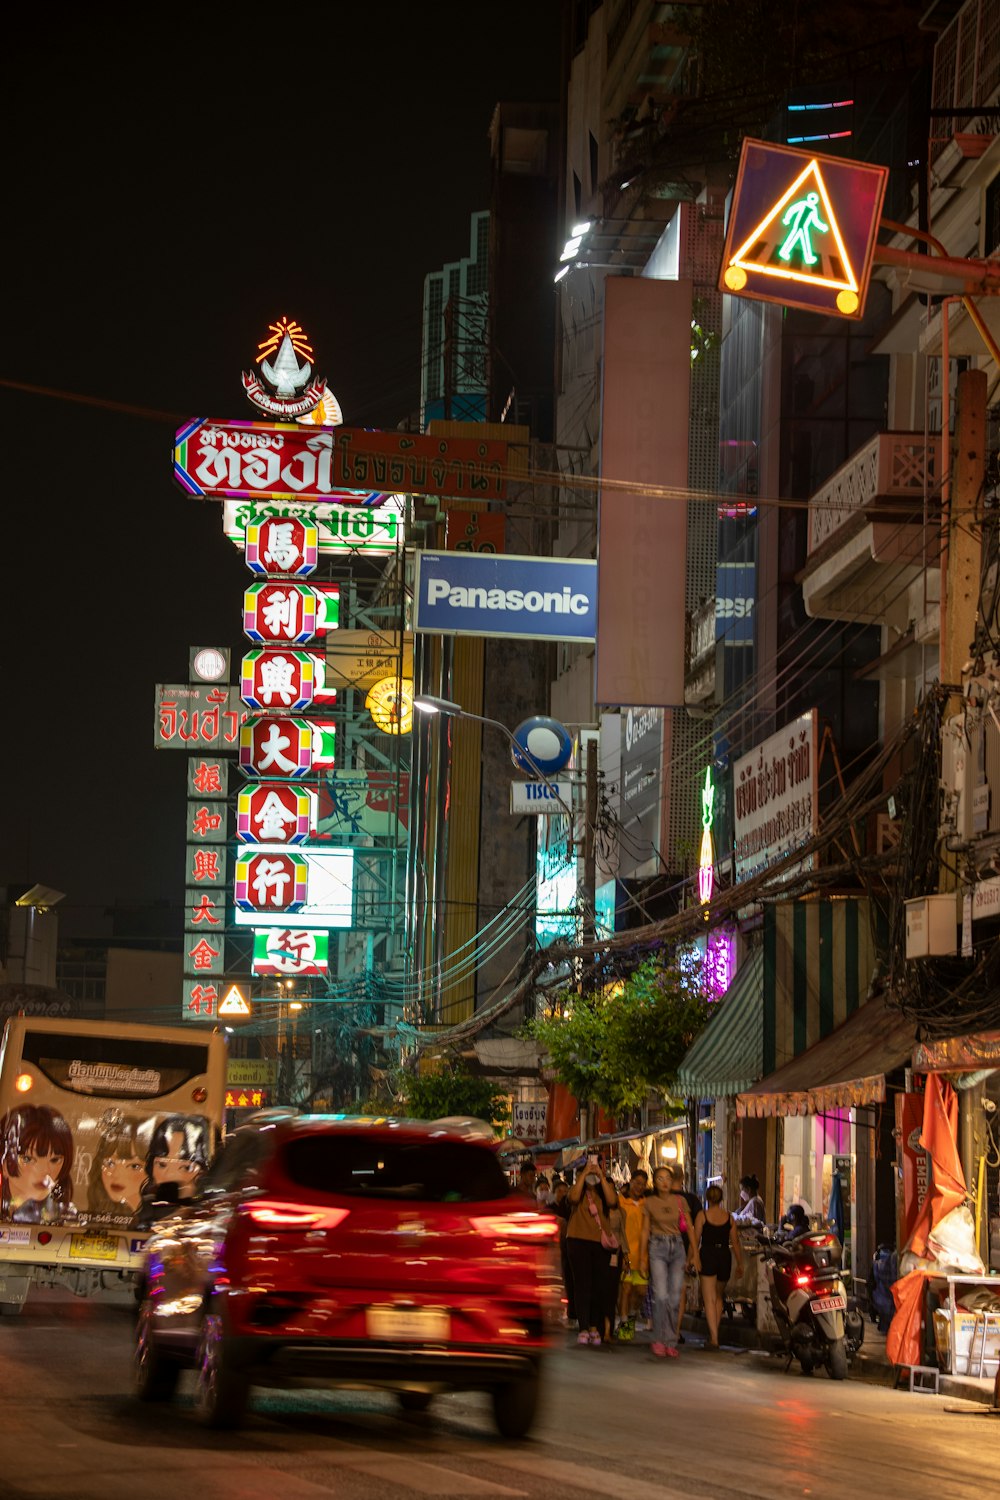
[[218, 984, 252, 1016], [723, 158, 860, 316]]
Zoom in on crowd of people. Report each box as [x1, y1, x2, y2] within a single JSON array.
[[517, 1157, 754, 1357]]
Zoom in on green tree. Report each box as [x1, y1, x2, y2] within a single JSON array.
[[398, 1063, 511, 1135], [527, 951, 710, 1118]]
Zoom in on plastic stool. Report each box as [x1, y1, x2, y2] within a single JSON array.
[[969, 1310, 1000, 1377], [908, 1365, 940, 1394]]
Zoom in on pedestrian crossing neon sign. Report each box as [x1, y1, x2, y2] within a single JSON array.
[[720, 139, 888, 320]]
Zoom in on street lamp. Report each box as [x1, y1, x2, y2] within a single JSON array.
[[412, 696, 575, 820]]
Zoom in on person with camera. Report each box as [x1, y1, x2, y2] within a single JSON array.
[[565, 1150, 618, 1346]]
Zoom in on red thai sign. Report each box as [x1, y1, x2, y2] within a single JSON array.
[[174, 420, 510, 503], [445, 509, 506, 552]]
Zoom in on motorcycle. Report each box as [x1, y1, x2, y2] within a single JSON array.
[[758, 1226, 864, 1379]]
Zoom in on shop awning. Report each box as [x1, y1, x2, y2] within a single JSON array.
[[736, 991, 915, 1118], [676, 948, 764, 1097]]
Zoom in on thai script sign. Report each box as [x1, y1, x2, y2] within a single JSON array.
[[512, 1101, 547, 1141], [154, 686, 247, 749], [733, 710, 818, 884], [445, 509, 506, 552], [175, 420, 509, 503], [414, 553, 597, 643], [225, 500, 404, 554]]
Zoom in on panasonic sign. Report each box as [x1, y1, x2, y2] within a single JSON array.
[[414, 552, 597, 642]]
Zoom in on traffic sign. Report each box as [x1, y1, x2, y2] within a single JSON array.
[[218, 984, 252, 1017], [720, 139, 888, 320]]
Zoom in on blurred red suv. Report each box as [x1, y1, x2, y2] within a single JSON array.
[[134, 1112, 560, 1435]]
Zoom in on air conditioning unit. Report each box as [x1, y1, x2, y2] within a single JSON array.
[[905, 894, 959, 958]]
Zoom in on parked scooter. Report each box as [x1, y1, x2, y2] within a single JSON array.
[[758, 1225, 864, 1379]]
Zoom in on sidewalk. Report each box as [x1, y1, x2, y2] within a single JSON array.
[[667, 1310, 1000, 1405]]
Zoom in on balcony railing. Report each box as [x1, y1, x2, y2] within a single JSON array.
[[807, 433, 942, 555]]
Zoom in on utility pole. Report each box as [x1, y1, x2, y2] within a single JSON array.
[[941, 369, 988, 1248], [941, 367, 987, 708]]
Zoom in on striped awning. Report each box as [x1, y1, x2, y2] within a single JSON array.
[[676, 948, 764, 1097], [736, 991, 915, 1118]]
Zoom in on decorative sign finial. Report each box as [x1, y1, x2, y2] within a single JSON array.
[[242, 316, 328, 417]]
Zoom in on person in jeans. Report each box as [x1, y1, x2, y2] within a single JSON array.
[[639, 1166, 701, 1358], [565, 1153, 618, 1346]]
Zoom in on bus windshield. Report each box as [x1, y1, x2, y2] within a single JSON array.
[[0, 1018, 226, 1234]]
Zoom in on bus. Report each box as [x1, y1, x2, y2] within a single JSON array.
[[0, 1017, 227, 1311]]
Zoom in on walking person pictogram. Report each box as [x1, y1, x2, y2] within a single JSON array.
[[778, 191, 828, 266]]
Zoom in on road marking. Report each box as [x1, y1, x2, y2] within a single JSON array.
[[476, 1452, 688, 1500], [348, 1457, 526, 1495]]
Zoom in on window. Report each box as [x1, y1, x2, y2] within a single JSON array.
[[280, 1135, 509, 1203], [985, 172, 1000, 258]]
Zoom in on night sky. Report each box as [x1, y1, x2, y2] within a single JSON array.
[[6, 6, 562, 937]]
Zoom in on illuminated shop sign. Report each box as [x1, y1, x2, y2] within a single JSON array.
[[733, 710, 818, 884], [226, 501, 404, 553], [698, 768, 715, 906], [231, 848, 354, 929], [252, 928, 330, 975], [414, 552, 597, 643], [238, 717, 335, 779], [242, 317, 327, 418], [174, 421, 509, 504], [237, 784, 317, 845]]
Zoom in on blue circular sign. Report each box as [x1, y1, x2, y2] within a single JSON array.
[[510, 716, 572, 776]]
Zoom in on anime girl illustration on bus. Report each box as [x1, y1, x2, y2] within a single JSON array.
[[142, 1114, 211, 1203], [87, 1114, 146, 1223], [0, 1104, 78, 1224]]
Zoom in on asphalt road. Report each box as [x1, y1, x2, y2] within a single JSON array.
[[0, 1288, 995, 1500]]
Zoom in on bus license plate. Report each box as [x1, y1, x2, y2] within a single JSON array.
[[366, 1306, 450, 1341], [812, 1294, 845, 1313], [69, 1234, 119, 1262]]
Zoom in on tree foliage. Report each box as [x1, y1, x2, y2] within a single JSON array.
[[527, 951, 711, 1118], [398, 1063, 511, 1134]]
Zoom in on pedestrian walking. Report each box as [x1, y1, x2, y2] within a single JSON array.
[[565, 1152, 618, 1346], [639, 1166, 700, 1358], [616, 1169, 648, 1337], [670, 1163, 702, 1344], [694, 1184, 743, 1349]]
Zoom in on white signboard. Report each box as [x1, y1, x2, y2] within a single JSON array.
[[512, 1101, 547, 1141], [733, 710, 818, 884], [232, 848, 354, 929], [972, 877, 1000, 923], [510, 780, 573, 815], [223, 499, 404, 555]]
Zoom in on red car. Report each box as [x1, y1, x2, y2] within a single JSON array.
[[134, 1112, 560, 1435]]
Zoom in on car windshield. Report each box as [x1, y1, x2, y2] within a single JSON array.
[[281, 1135, 510, 1203]]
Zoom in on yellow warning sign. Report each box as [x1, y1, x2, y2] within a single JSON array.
[[719, 139, 888, 321], [218, 984, 252, 1017]]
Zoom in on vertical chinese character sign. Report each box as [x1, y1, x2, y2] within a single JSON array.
[[182, 754, 229, 1019]]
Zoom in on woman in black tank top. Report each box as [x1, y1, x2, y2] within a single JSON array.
[[696, 1184, 745, 1348]]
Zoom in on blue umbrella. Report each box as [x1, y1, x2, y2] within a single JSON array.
[[828, 1169, 845, 1245]]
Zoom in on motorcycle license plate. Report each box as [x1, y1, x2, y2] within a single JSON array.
[[366, 1306, 450, 1341], [812, 1295, 846, 1313]]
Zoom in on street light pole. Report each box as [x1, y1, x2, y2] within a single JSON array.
[[412, 695, 577, 823]]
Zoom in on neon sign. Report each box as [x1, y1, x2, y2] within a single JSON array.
[[698, 767, 715, 906]]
